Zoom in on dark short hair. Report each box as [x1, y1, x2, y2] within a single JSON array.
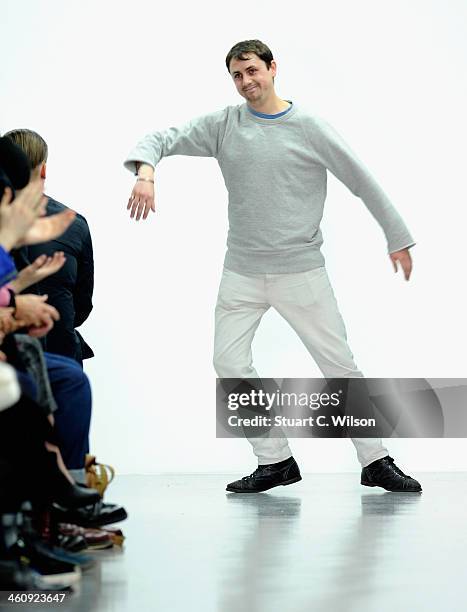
[[225, 39, 274, 74], [3, 129, 48, 169]]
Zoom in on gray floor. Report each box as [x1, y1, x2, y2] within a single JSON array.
[[8, 473, 467, 612]]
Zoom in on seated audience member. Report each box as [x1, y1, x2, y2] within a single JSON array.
[[5, 129, 94, 366], [0, 140, 127, 592], [0, 145, 91, 483], [0, 136, 75, 250]]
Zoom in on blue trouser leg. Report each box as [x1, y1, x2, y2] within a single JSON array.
[[44, 352, 92, 470], [14, 370, 38, 402]]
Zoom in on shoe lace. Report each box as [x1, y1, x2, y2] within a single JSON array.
[[384, 457, 411, 479], [242, 468, 262, 481]]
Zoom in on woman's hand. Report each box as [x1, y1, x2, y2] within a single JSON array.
[[0, 183, 46, 250], [14, 294, 59, 328], [10, 252, 66, 293]]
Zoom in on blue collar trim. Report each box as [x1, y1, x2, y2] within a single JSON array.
[[247, 102, 293, 119]]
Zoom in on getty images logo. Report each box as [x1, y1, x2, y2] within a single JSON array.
[[227, 389, 343, 411]]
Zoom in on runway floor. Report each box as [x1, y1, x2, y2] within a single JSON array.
[[4, 472, 466, 612]]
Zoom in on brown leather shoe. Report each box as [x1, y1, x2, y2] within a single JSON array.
[[99, 526, 125, 547], [58, 523, 113, 550]]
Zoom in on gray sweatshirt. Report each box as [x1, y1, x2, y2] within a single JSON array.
[[124, 103, 414, 273]]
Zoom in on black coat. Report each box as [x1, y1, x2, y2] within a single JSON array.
[[14, 196, 94, 363]]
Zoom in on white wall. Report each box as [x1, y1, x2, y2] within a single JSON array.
[[2, 0, 466, 473]]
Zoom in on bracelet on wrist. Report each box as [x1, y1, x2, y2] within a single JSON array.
[[7, 289, 16, 312], [136, 177, 154, 184], [7, 287, 16, 308]]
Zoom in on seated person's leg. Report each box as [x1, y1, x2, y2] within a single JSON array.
[[0, 395, 99, 511], [43, 352, 92, 478]]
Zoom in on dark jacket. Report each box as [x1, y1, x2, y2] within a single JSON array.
[[14, 196, 94, 363]]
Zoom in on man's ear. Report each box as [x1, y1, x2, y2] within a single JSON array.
[[40, 163, 46, 180], [270, 60, 277, 78]]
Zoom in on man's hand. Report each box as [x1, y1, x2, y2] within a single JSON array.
[[127, 164, 155, 221], [127, 180, 155, 221], [390, 248, 412, 281], [14, 294, 59, 328], [10, 252, 66, 293]]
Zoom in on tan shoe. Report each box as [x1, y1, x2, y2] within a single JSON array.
[[84, 455, 115, 497]]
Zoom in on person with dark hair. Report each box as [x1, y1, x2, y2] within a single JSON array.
[[0, 149, 127, 591], [225, 39, 274, 76], [0, 143, 92, 485], [124, 39, 421, 494], [4, 129, 94, 365]]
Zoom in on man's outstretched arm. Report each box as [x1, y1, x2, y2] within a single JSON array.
[[124, 108, 230, 221]]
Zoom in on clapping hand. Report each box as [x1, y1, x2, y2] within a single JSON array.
[[21, 210, 76, 246], [0, 183, 46, 250], [10, 252, 66, 293], [0, 183, 76, 249]]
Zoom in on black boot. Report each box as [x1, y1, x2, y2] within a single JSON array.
[[226, 457, 302, 493], [43, 451, 101, 509], [361, 456, 422, 492]]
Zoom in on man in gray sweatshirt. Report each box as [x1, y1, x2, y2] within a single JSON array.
[[124, 39, 422, 494]]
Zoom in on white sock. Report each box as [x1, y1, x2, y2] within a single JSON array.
[[69, 468, 86, 484]]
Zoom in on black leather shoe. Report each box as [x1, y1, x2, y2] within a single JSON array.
[[54, 482, 101, 510], [361, 456, 422, 492], [226, 457, 302, 493], [41, 451, 101, 509], [51, 501, 128, 528]]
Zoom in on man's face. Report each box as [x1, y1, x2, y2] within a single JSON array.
[[229, 53, 277, 104]]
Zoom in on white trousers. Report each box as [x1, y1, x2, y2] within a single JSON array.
[[213, 266, 388, 468]]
